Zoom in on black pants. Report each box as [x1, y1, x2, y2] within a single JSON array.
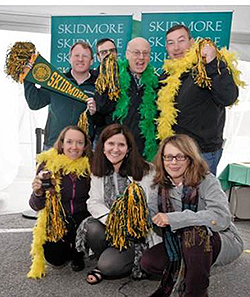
[[43, 214, 85, 266], [86, 218, 135, 277]]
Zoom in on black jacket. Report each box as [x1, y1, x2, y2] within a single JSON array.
[[159, 58, 239, 152], [94, 69, 158, 156]]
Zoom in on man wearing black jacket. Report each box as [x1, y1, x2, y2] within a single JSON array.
[[159, 24, 238, 175], [93, 37, 159, 161]]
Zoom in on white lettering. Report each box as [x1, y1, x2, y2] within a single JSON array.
[[148, 36, 165, 47], [56, 23, 125, 34]]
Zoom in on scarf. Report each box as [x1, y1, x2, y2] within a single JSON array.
[[27, 148, 91, 279], [150, 184, 206, 297], [112, 59, 159, 162], [157, 38, 246, 141]]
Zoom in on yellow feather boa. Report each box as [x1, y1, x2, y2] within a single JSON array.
[[157, 38, 246, 141], [27, 148, 90, 279]]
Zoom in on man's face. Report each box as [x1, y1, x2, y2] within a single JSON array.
[[70, 44, 93, 74], [97, 41, 117, 62], [166, 28, 194, 60], [126, 39, 150, 76]]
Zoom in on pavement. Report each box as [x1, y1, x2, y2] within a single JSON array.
[[0, 177, 250, 297]]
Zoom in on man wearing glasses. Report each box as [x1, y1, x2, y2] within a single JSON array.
[[93, 37, 158, 161], [96, 38, 118, 63]]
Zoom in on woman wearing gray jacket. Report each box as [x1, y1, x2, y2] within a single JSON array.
[[140, 134, 243, 297]]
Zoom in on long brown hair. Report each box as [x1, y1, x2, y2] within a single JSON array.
[[92, 123, 150, 181], [153, 134, 209, 186], [53, 125, 93, 161]]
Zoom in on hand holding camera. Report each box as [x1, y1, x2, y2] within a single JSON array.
[[32, 170, 54, 197]]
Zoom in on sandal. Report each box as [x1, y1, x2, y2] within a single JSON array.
[[86, 268, 103, 285]]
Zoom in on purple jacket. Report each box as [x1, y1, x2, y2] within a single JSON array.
[[29, 163, 90, 223]]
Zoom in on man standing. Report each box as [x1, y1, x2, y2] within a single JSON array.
[[158, 24, 239, 175], [94, 37, 158, 161], [24, 41, 96, 149], [96, 38, 118, 63]]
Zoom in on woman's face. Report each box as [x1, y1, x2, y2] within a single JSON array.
[[62, 129, 85, 160], [162, 143, 189, 185], [103, 133, 128, 172]]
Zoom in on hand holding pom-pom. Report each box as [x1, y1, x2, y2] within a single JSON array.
[[4, 41, 37, 83]]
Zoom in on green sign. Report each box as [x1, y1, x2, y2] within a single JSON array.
[[25, 54, 88, 102], [141, 11, 233, 73], [51, 15, 132, 73]]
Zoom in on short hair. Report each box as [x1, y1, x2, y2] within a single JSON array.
[[70, 41, 93, 59], [166, 24, 192, 40], [96, 38, 117, 53], [91, 123, 150, 181], [53, 125, 93, 161], [153, 134, 209, 187]]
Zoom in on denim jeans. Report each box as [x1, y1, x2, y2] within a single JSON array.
[[202, 148, 223, 176]]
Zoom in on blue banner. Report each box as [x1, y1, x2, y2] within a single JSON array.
[[51, 15, 133, 73], [141, 11, 233, 73]]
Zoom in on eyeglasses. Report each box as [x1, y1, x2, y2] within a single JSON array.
[[162, 154, 187, 162], [127, 50, 150, 58], [98, 48, 117, 57]]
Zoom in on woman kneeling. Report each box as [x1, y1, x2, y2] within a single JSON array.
[[140, 134, 243, 297]]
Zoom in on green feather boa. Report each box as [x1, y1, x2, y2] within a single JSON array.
[[112, 59, 158, 162]]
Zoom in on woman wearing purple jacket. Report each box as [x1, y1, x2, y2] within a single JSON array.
[[28, 125, 92, 278]]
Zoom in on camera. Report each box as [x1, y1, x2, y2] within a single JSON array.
[[39, 170, 53, 189], [41, 179, 53, 189]]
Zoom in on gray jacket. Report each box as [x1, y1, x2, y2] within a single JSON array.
[[147, 173, 244, 266]]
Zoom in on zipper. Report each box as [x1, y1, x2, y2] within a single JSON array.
[[70, 174, 76, 214]]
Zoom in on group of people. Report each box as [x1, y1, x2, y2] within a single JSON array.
[[26, 24, 244, 297]]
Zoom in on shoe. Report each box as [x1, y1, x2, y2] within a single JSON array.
[[86, 268, 103, 285], [46, 260, 70, 270], [71, 258, 85, 272]]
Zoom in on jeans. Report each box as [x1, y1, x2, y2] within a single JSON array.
[[202, 148, 223, 176]]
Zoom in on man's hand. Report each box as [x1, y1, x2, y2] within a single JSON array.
[[86, 97, 96, 115], [201, 43, 216, 64], [152, 212, 169, 227]]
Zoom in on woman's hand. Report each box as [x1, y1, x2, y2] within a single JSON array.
[[32, 176, 43, 197], [152, 212, 169, 227]]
